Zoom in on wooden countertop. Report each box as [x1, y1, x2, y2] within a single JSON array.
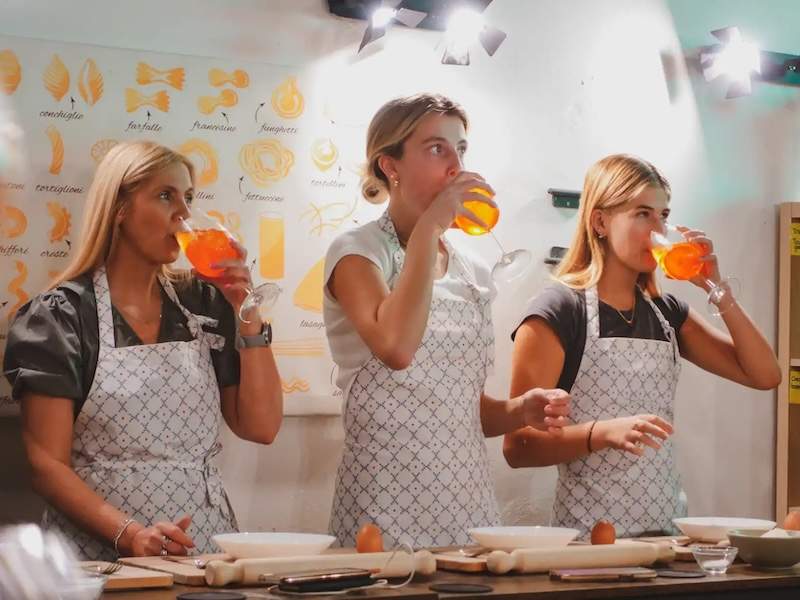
[[101, 562, 800, 599]]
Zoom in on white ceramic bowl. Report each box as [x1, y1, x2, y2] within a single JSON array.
[[468, 526, 580, 551], [673, 517, 776, 543], [212, 532, 336, 559]]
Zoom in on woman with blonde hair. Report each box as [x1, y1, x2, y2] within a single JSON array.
[[504, 154, 780, 537], [3, 141, 282, 560], [324, 93, 571, 548]]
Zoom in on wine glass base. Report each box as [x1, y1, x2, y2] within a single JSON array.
[[239, 282, 282, 322], [492, 249, 532, 283], [707, 277, 741, 317]]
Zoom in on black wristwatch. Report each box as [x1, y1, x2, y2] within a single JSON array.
[[236, 321, 272, 349]]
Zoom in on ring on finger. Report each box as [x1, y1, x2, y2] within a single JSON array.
[[160, 548, 168, 557], [162, 535, 169, 548]]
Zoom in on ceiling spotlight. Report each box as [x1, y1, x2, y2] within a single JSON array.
[[358, 2, 427, 53], [700, 27, 761, 98], [442, 6, 506, 66]]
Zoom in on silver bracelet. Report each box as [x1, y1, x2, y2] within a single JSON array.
[[113, 518, 135, 556]]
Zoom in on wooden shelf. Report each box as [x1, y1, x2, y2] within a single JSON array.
[[775, 203, 800, 520]]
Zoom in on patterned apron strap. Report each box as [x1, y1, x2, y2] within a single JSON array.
[[92, 267, 117, 349], [158, 275, 225, 351], [640, 288, 679, 362], [585, 285, 601, 339]]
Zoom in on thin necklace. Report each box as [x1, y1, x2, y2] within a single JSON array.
[[614, 305, 635, 326]]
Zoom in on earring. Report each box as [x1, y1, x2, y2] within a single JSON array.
[[392, 178, 400, 187], [597, 231, 605, 239]]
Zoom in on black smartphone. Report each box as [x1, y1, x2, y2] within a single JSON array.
[[277, 568, 374, 593]]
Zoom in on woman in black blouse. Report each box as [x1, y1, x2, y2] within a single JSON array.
[[3, 141, 283, 560]]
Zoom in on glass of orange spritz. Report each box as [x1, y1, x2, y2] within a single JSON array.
[[176, 211, 282, 322], [650, 224, 739, 317], [454, 187, 531, 282]]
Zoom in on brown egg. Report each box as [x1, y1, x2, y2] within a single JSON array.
[[783, 511, 800, 531], [591, 520, 616, 545], [356, 523, 384, 553]]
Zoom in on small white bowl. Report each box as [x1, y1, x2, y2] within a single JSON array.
[[468, 526, 579, 551], [212, 532, 336, 559], [673, 517, 776, 543]]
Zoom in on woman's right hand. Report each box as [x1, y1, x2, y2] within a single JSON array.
[[593, 414, 674, 456], [419, 171, 496, 236], [126, 515, 195, 556]]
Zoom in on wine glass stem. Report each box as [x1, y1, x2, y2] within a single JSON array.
[[489, 230, 506, 257]]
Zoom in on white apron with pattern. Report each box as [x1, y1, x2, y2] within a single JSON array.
[[42, 267, 238, 560], [553, 285, 686, 538], [329, 212, 500, 548]]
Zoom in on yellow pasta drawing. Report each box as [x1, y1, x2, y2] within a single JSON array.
[[7, 260, 28, 322], [281, 378, 311, 394], [47, 202, 71, 243], [271, 338, 325, 357], [177, 138, 218, 186], [0, 49, 21, 95], [43, 54, 69, 101], [77, 58, 103, 106], [271, 76, 304, 119], [293, 257, 324, 313], [90, 139, 118, 165], [197, 89, 237, 115], [206, 210, 242, 244], [125, 88, 170, 113], [46, 125, 64, 175], [0, 203, 27, 238], [208, 68, 249, 88], [136, 62, 185, 90], [311, 138, 338, 172], [239, 139, 294, 187], [300, 197, 357, 236], [259, 213, 284, 280]]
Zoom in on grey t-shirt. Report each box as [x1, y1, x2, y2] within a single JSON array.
[[511, 284, 689, 393]]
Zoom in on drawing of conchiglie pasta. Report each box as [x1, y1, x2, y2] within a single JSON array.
[[293, 257, 324, 313], [43, 54, 69, 102], [310, 138, 338, 172], [178, 138, 219, 187], [239, 139, 294, 187], [125, 88, 170, 113], [6, 260, 28, 322], [77, 58, 103, 106], [136, 62, 185, 90], [47, 202, 71, 243], [0, 203, 27, 238], [208, 68, 249, 88], [271, 76, 304, 119], [197, 89, 237, 115], [0, 49, 22, 95], [45, 125, 64, 175], [281, 377, 311, 394], [90, 139, 118, 165]]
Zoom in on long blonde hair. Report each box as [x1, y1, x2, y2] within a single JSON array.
[[361, 93, 468, 203], [555, 154, 671, 297], [51, 140, 195, 288]]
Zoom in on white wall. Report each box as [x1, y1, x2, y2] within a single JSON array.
[[3, 0, 797, 531]]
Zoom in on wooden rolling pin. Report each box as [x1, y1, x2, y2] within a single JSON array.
[[205, 550, 436, 587], [487, 542, 674, 574]]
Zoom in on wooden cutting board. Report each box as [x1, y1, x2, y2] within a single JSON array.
[[79, 562, 173, 590], [120, 553, 228, 586], [435, 550, 488, 573]]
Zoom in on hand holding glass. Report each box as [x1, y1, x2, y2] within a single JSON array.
[[454, 188, 531, 282], [650, 225, 739, 317], [176, 211, 281, 322]]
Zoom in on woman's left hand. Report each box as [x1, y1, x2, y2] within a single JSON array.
[[194, 239, 253, 311], [676, 226, 721, 291]]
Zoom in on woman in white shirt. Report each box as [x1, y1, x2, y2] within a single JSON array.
[[324, 93, 571, 548]]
